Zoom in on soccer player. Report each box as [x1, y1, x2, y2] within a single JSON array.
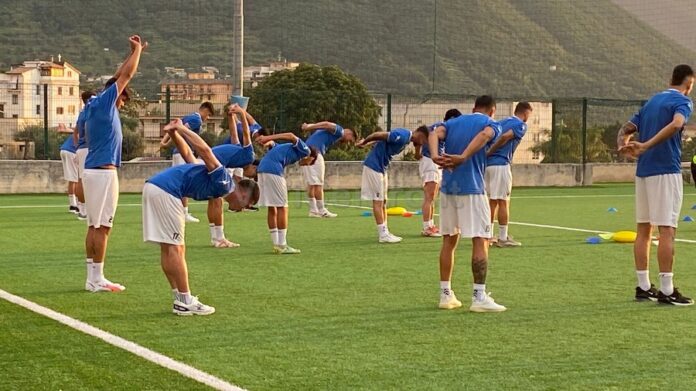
[[59, 129, 79, 214], [358, 127, 416, 243], [429, 95, 506, 312], [255, 132, 316, 254], [82, 35, 145, 293], [74, 91, 95, 220], [485, 102, 533, 247], [160, 101, 216, 223], [143, 119, 258, 315], [301, 121, 356, 218], [617, 64, 695, 306]]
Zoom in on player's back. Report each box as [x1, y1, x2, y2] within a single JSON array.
[[258, 140, 310, 175], [85, 84, 122, 168], [148, 164, 233, 201], [487, 116, 526, 166]]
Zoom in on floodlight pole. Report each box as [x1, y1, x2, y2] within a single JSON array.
[[233, 0, 244, 96]]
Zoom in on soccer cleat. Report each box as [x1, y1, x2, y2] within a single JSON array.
[[320, 209, 338, 218], [657, 288, 694, 306], [173, 297, 215, 316], [439, 290, 462, 309], [495, 236, 522, 248], [185, 213, 200, 223], [77, 213, 87, 221], [635, 284, 658, 301], [212, 238, 240, 248], [488, 237, 498, 247], [279, 245, 301, 254], [69, 206, 79, 214], [243, 206, 259, 212], [379, 233, 402, 244], [85, 279, 126, 293], [421, 226, 442, 237], [308, 211, 323, 218], [469, 292, 507, 313]]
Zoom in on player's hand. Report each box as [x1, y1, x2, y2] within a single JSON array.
[[256, 135, 271, 145], [440, 153, 465, 168], [620, 141, 646, 159], [129, 35, 141, 51], [301, 123, 309, 131], [355, 138, 367, 148]]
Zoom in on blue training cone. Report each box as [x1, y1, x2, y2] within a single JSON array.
[[415, 210, 423, 215], [585, 236, 602, 244], [607, 207, 618, 213], [691, 204, 696, 210], [361, 211, 373, 217], [683, 216, 694, 222]]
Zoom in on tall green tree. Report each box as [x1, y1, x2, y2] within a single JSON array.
[[532, 117, 612, 163]]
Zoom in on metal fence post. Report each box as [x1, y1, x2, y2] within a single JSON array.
[[165, 86, 171, 123], [551, 99, 557, 162], [43, 84, 49, 159], [582, 97, 588, 166], [386, 93, 392, 131]]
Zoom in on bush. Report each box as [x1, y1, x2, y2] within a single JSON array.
[[324, 144, 368, 161], [14, 125, 65, 160]]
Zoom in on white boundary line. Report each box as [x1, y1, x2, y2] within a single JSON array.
[[0, 288, 244, 391]]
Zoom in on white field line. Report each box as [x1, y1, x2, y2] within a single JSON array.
[[0, 288, 244, 391]]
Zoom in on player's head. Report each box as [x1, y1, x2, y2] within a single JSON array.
[[514, 102, 533, 122], [473, 95, 496, 117], [243, 159, 260, 179], [199, 102, 215, 121], [252, 127, 268, 143], [341, 128, 357, 144], [299, 147, 319, 166], [444, 108, 462, 121], [671, 64, 695, 95], [412, 125, 429, 146], [105, 77, 129, 109], [81, 90, 95, 104], [226, 179, 260, 212]]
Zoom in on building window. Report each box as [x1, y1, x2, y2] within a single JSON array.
[[36, 105, 41, 115], [207, 95, 212, 101], [57, 107, 64, 115], [41, 70, 50, 76], [12, 95, 18, 105], [68, 105, 76, 115], [532, 151, 540, 160], [12, 114, 18, 119], [57, 87, 63, 96], [36, 85, 41, 95], [0, 104, 4, 118], [68, 71, 72, 77], [69, 87, 74, 96]]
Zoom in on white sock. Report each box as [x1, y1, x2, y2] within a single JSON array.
[[499, 225, 508, 240], [86, 258, 93, 280], [377, 223, 388, 236], [428, 219, 435, 228], [78, 203, 86, 215], [473, 283, 486, 301], [440, 281, 451, 294], [308, 198, 318, 212], [278, 229, 287, 246], [172, 288, 179, 300], [636, 270, 651, 291], [659, 272, 674, 295], [90, 261, 104, 283], [209, 224, 216, 240], [317, 199, 325, 212], [69, 194, 77, 207], [269, 228, 279, 246], [423, 221, 430, 230], [214, 226, 224, 241], [177, 291, 193, 305], [184, 207, 189, 215]]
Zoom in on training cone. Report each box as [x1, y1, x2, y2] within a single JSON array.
[[691, 204, 696, 210], [386, 207, 407, 216], [683, 216, 694, 222], [361, 211, 372, 217], [607, 207, 618, 212], [415, 210, 423, 215], [585, 236, 602, 244], [402, 212, 413, 217]]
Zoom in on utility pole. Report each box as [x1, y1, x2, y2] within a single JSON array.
[[232, 0, 244, 97]]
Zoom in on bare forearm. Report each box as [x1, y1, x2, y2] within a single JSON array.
[[175, 124, 212, 157], [266, 132, 299, 143], [169, 131, 195, 163], [112, 50, 133, 80], [72, 128, 79, 145], [229, 117, 240, 145], [239, 112, 251, 146], [459, 133, 492, 161], [645, 122, 682, 149], [428, 129, 443, 159], [116, 47, 142, 92], [305, 121, 334, 132]]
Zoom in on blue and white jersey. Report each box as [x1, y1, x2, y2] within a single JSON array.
[[172, 112, 203, 155], [76, 109, 89, 150], [440, 113, 501, 195], [306, 124, 344, 155], [487, 116, 527, 166], [84, 83, 122, 168], [211, 144, 255, 168], [363, 128, 412, 173], [147, 165, 234, 201], [257, 139, 311, 177], [421, 122, 445, 159], [59, 135, 77, 153], [220, 122, 262, 145], [629, 89, 693, 178]]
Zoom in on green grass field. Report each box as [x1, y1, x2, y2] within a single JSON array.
[[2, 183, 696, 390]]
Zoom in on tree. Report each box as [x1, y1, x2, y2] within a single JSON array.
[[247, 63, 380, 138], [532, 116, 612, 163], [14, 125, 65, 160]]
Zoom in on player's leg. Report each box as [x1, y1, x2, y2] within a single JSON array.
[[633, 174, 658, 301], [162, 243, 215, 316], [207, 198, 239, 248], [173, 152, 198, 223], [275, 206, 298, 254], [437, 193, 461, 309], [306, 181, 318, 216], [75, 149, 87, 219], [267, 206, 279, 250], [314, 155, 335, 217], [691, 161, 696, 188], [421, 181, 440, 237]]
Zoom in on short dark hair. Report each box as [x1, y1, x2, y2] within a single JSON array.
[[104, 77, 129, 100], [81, 91, 94, 104], [252, 159, 261, 166], [474, 95, 496, 110], [255, 127, 268, 137], [415, 125, 429, 137], [514, 102, 533, 115], [444, 109, 462, 121], [199, 101, 215, 114], [671, 64, 695, 86], [237, 179, 260, 206]]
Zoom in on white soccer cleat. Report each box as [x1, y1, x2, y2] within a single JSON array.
[[185, 213, 200, 223], [469, 292, 507, 313], [77, 213, 87, 221], [85, 279, 126, 293], [320, 209, 338, 218], [439, 290, 462, 310], [495, 236, 521, 247], [212, 238, 240, 248], [379, 233, 402, 244], [308, 211, 324, 218], [422, 226, 442, 237], [173, 297, 215, 316]]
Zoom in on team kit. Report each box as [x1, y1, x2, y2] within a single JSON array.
[[58, 36, 695, 316]]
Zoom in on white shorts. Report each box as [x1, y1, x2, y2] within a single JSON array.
[[231, 167, 244, 178], [82, 169, 119, 228], [76, 148, 89, 179], [302, 153, 325, 185], [418, 156, 441, 185], [60, 150, 78, 182], [439, 193, 492, 238], [142, 183, 185, 245], [635, 174, 683, 228], [361, 166, 388, 201], [485, 165, 512, 200], [258, 173, 288, 207]]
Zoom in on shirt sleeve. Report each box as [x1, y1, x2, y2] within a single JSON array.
[[184, 116, 203, 132], [487, 120, 502, 146], [675, 100, 693, 123], [629, 110, 641, 131], [513, 122, 527, 140], [334, 124, 344, 137], [294, 138, 311, 157], [388, 130, 408, 144]]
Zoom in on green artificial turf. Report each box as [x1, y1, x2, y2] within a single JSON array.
[[1, 184, 696, 390]]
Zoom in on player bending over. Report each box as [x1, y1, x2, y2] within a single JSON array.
[[485, 102, 532, 247], [301, 121, 356, 218], [58, 127, 79, 214], [430, 95, 506, 312], [618, 64, 695, 306]]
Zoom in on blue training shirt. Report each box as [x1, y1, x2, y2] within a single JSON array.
[[211, 144, 255, 168], [172, 112, 203, 155], [363, 128, 412, 173], [441, 113, 501, 195], [257, 139, 311, 176], [76, 109, 89, 150], [84, 83, 122, 168], [148, 165, 234, 201], [59, 135, 77, 153], [629, 89, 693, 178], [421, 122, 445, 159], [306, 124, 344, 155], [487, 116, 527, 166]]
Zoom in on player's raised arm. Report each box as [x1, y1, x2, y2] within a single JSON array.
[[168, 120, 221, 172], [256, 132, 300, 145], [115, 35, 146, 96], [163, 120, 195, 163], [227, 109, 241, 145], [442, 126, 495, 168], [356, 131, 389, 148], [302, 121, 337, 134], [231, 104, 251, 147]]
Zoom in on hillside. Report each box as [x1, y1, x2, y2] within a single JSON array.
[[1, 0, 694, 99], [612, 0, 696, 53]]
